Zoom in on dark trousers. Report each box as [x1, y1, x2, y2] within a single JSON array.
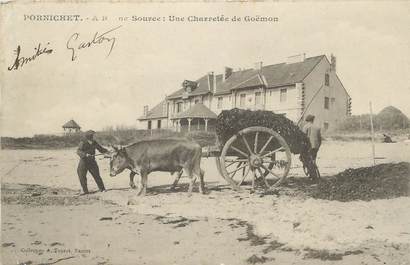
[[310, 148, 319, 162], [77, 158, 105, 193]]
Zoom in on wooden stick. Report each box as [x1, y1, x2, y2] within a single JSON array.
[[369, 101, 376, 166]]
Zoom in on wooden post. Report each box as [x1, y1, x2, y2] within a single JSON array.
[[369, 102, 376, 166], [205, 118, 208, 131], [188, 118, 192, 132]]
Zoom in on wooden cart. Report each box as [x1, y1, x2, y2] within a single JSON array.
[[203, 126, 292, 191]]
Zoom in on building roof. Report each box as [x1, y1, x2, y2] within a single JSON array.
[[167, 74, 224, 99], [173, 103, 217, 120], [62, 119, 81, 129], [167, 55, 325, 99], [138, 100, 167, 121]]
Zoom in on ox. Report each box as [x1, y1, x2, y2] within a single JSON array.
[[107, 139, 205, 196]]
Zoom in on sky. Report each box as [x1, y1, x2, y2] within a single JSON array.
[[1, 1, 409, 137]]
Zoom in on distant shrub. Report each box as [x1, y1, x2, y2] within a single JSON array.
[[336, 115, 371, 132], [336, 106, 410, 132], [375, 106, 410, 130], [185, 131, 217, 147], [1, 129, 217, 149]]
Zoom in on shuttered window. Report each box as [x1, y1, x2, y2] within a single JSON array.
[[217, 97, 223, 109], [255, 92, 261, 105], [324, 97, 330, 109], [177, 102, 183, 113], [280, 89, 287, 102], [240, 94, 246, 107], [331, 97, 335, 108], [325, 73, 330, 86]]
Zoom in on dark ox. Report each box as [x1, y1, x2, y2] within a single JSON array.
[[107, 139, 205, 196]]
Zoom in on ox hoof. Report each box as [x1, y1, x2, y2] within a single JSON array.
[[127, 198, 138, 205], [130, 184, 137, 189]]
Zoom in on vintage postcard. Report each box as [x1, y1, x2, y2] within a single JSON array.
[[1, 1, 410, 265]]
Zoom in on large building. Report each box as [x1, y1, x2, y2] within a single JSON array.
[[138, 54, 352, 132]]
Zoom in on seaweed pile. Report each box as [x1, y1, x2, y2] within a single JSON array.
[[216, 109, 310, 155], [311, 162, 410, 201]]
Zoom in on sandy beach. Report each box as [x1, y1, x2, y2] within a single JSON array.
[[2, 141, 410, 265]]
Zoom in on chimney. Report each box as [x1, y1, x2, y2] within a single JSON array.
[[223, 67, 233, 80], [286, 53, 306, 64], [143, 105, 149, 116], [213, 74, 216, 94], [254, 61, 263, 70], [331, 54, 336, 72], [208, 72, 214, 93]]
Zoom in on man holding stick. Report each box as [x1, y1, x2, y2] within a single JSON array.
[[76, 130, 108, 195]]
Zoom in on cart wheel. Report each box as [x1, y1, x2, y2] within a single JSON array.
[[220, 126, 291, 191]]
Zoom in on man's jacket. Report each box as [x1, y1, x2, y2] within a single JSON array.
[[303, 123, 322, 149], [77, 139, 108, 160]]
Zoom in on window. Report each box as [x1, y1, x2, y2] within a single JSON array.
[[157, 120, 161, 129], [176, 102, 183, 113], [194, 99, 200, 104], [147, 121, 152, 130], [217, 97, 223, 109], [324, 122, 329, 131], [255, 92, 261, 105], [331, 97, 335, 108], [324, 97, 330, 109], [280, 89, 287, 102], [240, 94, 246, 107], [325, 73, 330, 86]]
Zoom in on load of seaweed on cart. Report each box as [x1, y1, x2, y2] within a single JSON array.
[[216, 108, 318, 178]]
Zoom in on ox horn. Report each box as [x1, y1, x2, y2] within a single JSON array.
[[115, 145, 124, 151]]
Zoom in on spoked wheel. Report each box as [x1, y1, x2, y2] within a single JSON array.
[[220, 126, 291, 191]]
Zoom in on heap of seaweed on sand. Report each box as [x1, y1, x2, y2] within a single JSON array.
[[311, 162, 410, 201]]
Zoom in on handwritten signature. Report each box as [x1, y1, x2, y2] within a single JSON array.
[[66, 25, 122, 61], [7, 43, 53, 71]]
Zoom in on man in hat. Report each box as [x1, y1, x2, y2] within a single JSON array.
[[76, 130, 108, 195], [303, 115, 322, 163]]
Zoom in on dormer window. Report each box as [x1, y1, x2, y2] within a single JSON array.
[[182, 80, 198, 93]]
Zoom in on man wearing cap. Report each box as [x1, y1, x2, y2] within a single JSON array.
[[76, 130, 108, 195], [303, 115, 322, 163]]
